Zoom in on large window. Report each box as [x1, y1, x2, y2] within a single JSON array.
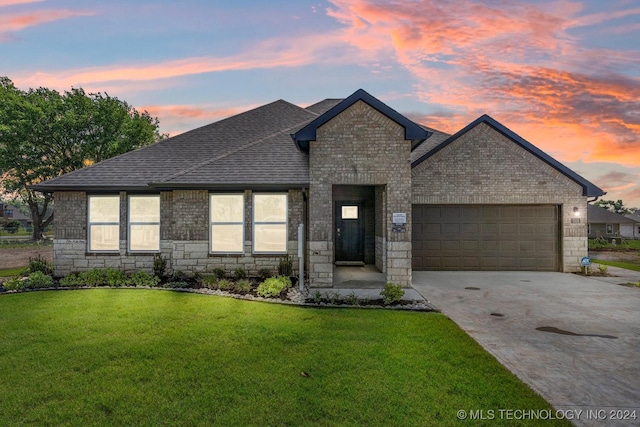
[[210, 194, 244, 253], [88, 195, 120, 252], [253, 194, 287, 253], [129, 195, 160, 252]]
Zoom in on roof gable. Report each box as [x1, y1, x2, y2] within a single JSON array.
[[292, 89, 431, 151], [412, 114, 605, 198]]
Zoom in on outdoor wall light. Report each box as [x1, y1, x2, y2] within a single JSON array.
[[573, 207, 580, 217]]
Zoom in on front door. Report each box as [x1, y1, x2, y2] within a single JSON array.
[[335, 201, 364, 263]]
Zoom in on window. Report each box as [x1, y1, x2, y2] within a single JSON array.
[[88, 195, 120, 251], [587, 224, 591, 235], [253, 194, 287, 253], [606, 224, 613, 234], [341, 205, 358, 219], [129, 195, 160, 252], [210, 194, 244, 253]]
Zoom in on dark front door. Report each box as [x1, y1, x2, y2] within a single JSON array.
[[335, 202, 364, 263]]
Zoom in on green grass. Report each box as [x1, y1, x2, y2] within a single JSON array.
[[0, 290, 567, 426], [591, 259, 640, 272], [0, 239, 53, 249], [589, 238, 640, 250]]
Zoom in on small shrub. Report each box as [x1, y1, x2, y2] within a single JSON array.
[[105, 268, 127, 287], [380, 283, 405, 305], [234, 267, 247, 280], [257, 268, 273, 280], [127, 271, 159, 287], [311, 291, 322, 304], [2, 276, 25, 291], [325, 291, 340, 305], [153, 253, 167, 279], [598, 264, 608, 274], [277, 255, 293, 277], [25, 271, 53, 289], [256, 276, 291, 298], [172, 270, 188, 281], [28, 255, 53, 275], [235, 279, 251, 293], [277, 275, 292, 289], [165, 281, 190, 289], [59, 272, 84, 288], [80, 269, 107, 287], [217, 278, 232, 291], [211, 268, 226, 280], [201, 275, 218, 288], [345, 292, 359, 306]]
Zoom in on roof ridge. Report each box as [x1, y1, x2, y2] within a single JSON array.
[[157, 117, 314, 183]]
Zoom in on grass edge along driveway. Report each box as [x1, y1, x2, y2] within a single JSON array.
[[0, 289, 568, 426]]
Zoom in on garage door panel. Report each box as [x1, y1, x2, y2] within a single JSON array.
[[462, 240, 479, 251], [412, 204, 559, 271]]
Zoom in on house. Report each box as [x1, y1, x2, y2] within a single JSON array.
[[624, 212, 640, 239], [0, 202, 32, 228], [32, 89, 604, 287], [588, 204, 640, 240]]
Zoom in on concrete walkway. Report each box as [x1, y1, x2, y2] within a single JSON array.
[[412, 270, 640, 427]]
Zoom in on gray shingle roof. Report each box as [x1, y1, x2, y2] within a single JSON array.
[[588, 205, 639, 224], [32, 100, 317, 191], [305, 99, 343, 115]]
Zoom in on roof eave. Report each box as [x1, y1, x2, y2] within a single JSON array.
[[292, 89, 431, 151]]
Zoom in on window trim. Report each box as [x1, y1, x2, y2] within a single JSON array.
[[87, 194, 120, 253], [606, 223, 613, 235], [128, 194, 161, 253], [252, 193, 288, 254], [210, 193, 245, 254]]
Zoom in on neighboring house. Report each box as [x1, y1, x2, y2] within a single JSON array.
[[32, 89, 604, 286], [0, 203, 32, 228], [587, 204, 640, 240], [624, 212, 640, 239]]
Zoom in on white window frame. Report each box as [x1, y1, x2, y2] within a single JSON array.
[[87, 195, 120, 252], [606, 224, 613, 235], [210, 193, 245, 254], [252, 193, 288, 254], [128, 195, 160, 253]]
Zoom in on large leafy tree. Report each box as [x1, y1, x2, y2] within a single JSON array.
[[0, 77, 165, 240], [594, 199, 632, 215]]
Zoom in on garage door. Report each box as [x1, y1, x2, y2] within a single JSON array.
[[412, 205, 559, 271]]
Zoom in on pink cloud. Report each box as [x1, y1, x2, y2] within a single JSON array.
[[0, 9, 94, 38], [0, 0, 43, 7], [13, 31, 350, 90], [326, 0, 640, 168], [140, 104, 261, 137]]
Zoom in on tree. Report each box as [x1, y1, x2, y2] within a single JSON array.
[[0, 77, 165, 240], [593, 199, 631, 215]]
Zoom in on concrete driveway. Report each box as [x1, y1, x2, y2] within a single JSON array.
[[413, 270, 640, 427]]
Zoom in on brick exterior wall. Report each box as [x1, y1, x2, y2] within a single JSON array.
[[308, 100, 413, 287], [411, 122, 588, 272], [53, 189, 304, 277]]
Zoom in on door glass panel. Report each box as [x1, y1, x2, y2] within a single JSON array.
[[341, 206, 358, 219]]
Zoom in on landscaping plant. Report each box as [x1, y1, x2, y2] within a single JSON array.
[[380, 282, 405, 305]]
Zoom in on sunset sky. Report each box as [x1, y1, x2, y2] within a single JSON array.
[[2, 0, 639, 207]]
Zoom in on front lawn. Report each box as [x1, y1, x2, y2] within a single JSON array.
[[592, 258, 640, 272], [0, 290, 566, 426]]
